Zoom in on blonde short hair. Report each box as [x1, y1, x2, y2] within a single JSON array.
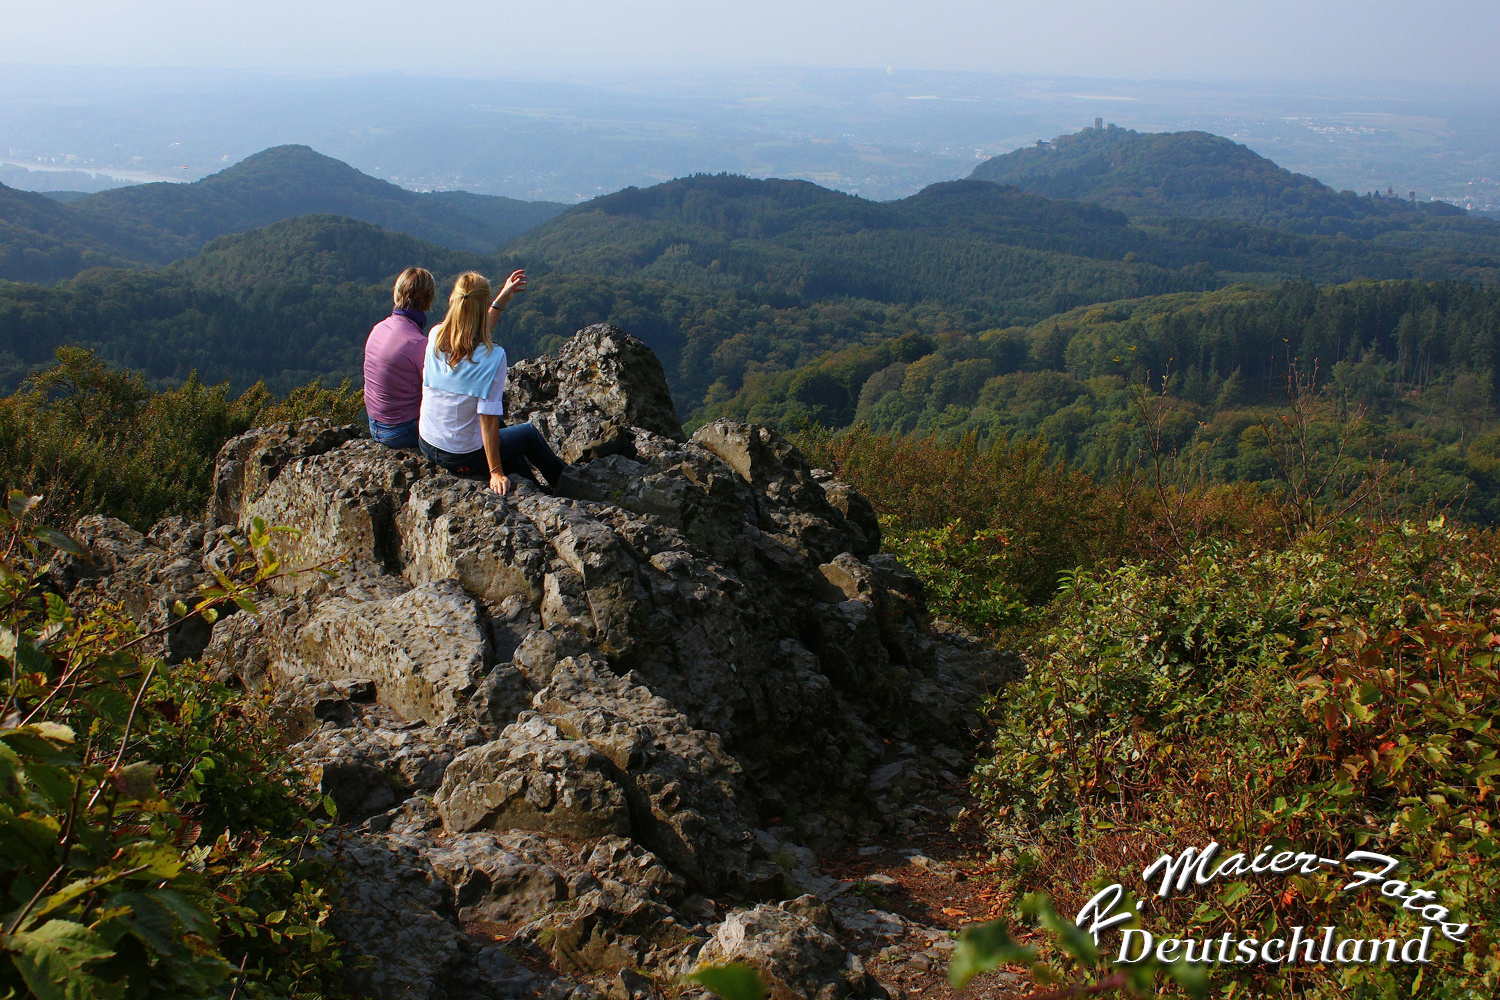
[[431, 271, 494, 368], [393, 267, 436, 311]]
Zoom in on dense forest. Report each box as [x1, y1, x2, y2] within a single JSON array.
[[708, 279, 1500, 519], [0, 216, 484, 391], [5, 148, 1500, 409], [5, 134, 1500, 510], [513, 172, 1500, 295], [0, 212, 936, 397], [0, 181, 167, 282]]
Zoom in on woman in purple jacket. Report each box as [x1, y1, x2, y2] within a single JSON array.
[[363, 267, 435, 449]]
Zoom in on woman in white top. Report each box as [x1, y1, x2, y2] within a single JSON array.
[[417, 269, 566, 495]]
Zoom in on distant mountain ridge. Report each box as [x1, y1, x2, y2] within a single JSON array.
[[70, 145, 567, 259], [511, 172, 1500, 310], [970, 127, 1477, 236], [0, 145, 566, 282], [3, 137, 1500, 419]]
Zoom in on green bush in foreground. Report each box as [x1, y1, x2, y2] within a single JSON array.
[[974, 517, 1500, 997], [0, 497, 345, 998]]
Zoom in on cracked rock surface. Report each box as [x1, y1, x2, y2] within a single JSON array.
[[56, 323, 1010, 1000]]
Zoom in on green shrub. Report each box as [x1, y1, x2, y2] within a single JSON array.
[[797, 425, 1124, 609], [0, 347, 364, 530], [797, 424, 1281, 636], [0, 496, 345, 998], [884, 521, 1026, 635], [974, 517, 1500, 997]]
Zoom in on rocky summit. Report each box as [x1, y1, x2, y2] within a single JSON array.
[[55, 324, 1008, 1000]]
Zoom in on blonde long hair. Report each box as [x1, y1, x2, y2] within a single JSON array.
[[431, 271, 493, 367]]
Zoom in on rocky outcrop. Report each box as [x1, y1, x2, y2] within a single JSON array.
[[293, 580, 489, 725], [56, 324, 1005, 1000], [506, 323, 685, 463]]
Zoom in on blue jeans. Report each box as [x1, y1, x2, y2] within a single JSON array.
[[419, 423, 566, 486], [368, 416, 419, 450]]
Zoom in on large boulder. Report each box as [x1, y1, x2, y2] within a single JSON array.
[[400, 477, 550, 604], [331, 835, 538, 1000], [507, 323, 685, 462], [534, 655, 763, 894], [211, 419, 362, 528], [292, 580, 488, 725], [436, 716, 633, 839], [244, 440, 427, 590], [692, 902, 877, 1000]]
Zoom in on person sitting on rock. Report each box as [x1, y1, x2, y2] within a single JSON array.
[[363, 266, 435, 450], [418, 269, 567, 495]]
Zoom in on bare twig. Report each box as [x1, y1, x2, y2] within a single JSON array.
[[1257, 361, 1379, 540], [227, 951, 250, 1000], [2, 863, 64, 936], [1127, 369, 1208, 558], [84, 659, 159, 812]]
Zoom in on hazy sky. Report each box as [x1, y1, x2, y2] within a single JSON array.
[[3, 0, 1497, 85]]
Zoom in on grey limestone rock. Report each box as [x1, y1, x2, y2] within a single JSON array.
[[292, 580, 488, 725], [56, 515, 222, 662], [294, 708, 486, 819], [399, 475, 551, 604], [693, 902, 879, 1000], [330, 833, 540, 1000], [59, 324, 1006, 999], [210, 417, 362, 528], [435, 715, 633, 839], [244, 440, 428, 590], [409, 830, 572, 924], [506, 323, 685, 462], [532, 655, 763, 895]]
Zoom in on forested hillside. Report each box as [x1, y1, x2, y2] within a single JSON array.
[[0, 145, 565, 282], [0, 213, 952, 400], [707, 278, 1500, 519], [5, 137, 1500, 511], [70, 146, 566, 259], [971, 126, 1493, 240], [514, 172, 1500, 295], [0, 181, 163, 282], [0, 216, 494, 391], [6, 164, 1500, 414]]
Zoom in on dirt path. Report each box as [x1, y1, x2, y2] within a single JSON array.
[[817, 807, 1037, 999]]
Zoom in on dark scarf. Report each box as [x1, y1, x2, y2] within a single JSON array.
[[393, 307, 427, 330]]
